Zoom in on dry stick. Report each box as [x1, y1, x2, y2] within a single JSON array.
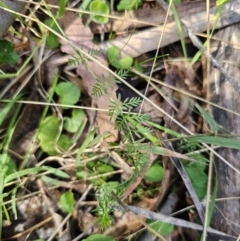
[[161, 138, 205, 224], [185, 26, 240, 96], [111, 191, 168, 241], [37, 179, 62, 236], [180, 19, 240, 239], [114, 204, 236, 241], [99, 1, 240, 58], [2, 217, 53, 240], [158, 0, 240, 225], [164, 5, 240, 239], [113, 187, 236, 240], [156, 0, 205, 225], [89, 0, 216, 33]]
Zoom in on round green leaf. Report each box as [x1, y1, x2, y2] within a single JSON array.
[[118, 56, 133, 69], [147, 220, 174, 236], [83, 234, 114, 241], [58, 134, 71, 152], [107, 46, 119, 61], [90, 0, 109, 24], [107, 46, 133, 69], [144, 163, 164, 182], [0, 40, 18, 65], [60, 191, 75, 213], [117, 0, 142, 11], [38, 116, 59, 155], [44, 18, 61, 49], [55, 82, 80, 107], [38, 116, 70, 155], [38, 116, 59, 143], [95, 163, 114, 175], [64, 109, 86, 133], [76, 171, 89, 179], [186, 166, 207, 200]]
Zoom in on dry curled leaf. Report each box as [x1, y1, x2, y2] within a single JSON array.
[[59, 13, 118, 142], [162, 61, 200, 133], [14, 195, 61, 240], [76, 209, 98, 233]]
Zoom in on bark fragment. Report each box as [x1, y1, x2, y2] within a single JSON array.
[[209, 23, 240, 239]]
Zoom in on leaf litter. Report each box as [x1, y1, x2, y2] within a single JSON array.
[[58, 10, 119, 142], [0, 0, 223, 240]]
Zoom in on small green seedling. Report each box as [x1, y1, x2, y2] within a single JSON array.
[[60, 191, 75, 213], [107, 46, 133, 69], [55, 82, 81, 107], [144, 163, 164, 182], [117, 0, 142, 11], [0, 40, 18, 65], [83, 234, 114, 241], [44, 18, 61, 49], [147, 220, 174, 237], [38, 116, 70, 155], [64, 109, 86, 133], [90, 0, 109, 24]]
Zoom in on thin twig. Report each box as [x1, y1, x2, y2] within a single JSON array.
[[111, 192, 168, 241], [114, 204, 236, 241], [186, 27, 240, 96], [161, 138, 205, 224]]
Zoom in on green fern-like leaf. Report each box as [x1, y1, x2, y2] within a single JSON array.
[[68, 48, 100, 66], [68, 56, 84, 66], [68, 49, 86, 66], [115, 115, 126, 130], [96, 182, 123, 229], [91, 69, 128, 99], [92, 73, 120, 98], [122, 96, 142, 111], [88, 49, 101, 59], [115, 69, 129, 82], [109, 96, 122, 120], [92, 78, 109, 97], [132, 113, 150, 122], [115, 112, 151, 142]]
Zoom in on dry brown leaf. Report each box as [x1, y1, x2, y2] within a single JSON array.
[[162, 62, 199, 133], [76, 209, 98, 232], [59, 12, 95, 54], [169, 60, 202, 96], [76, 56, 118, 142], [15, 195, 61, 240], [104, 212, 144, 238], [59, 13, 118, 142]]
